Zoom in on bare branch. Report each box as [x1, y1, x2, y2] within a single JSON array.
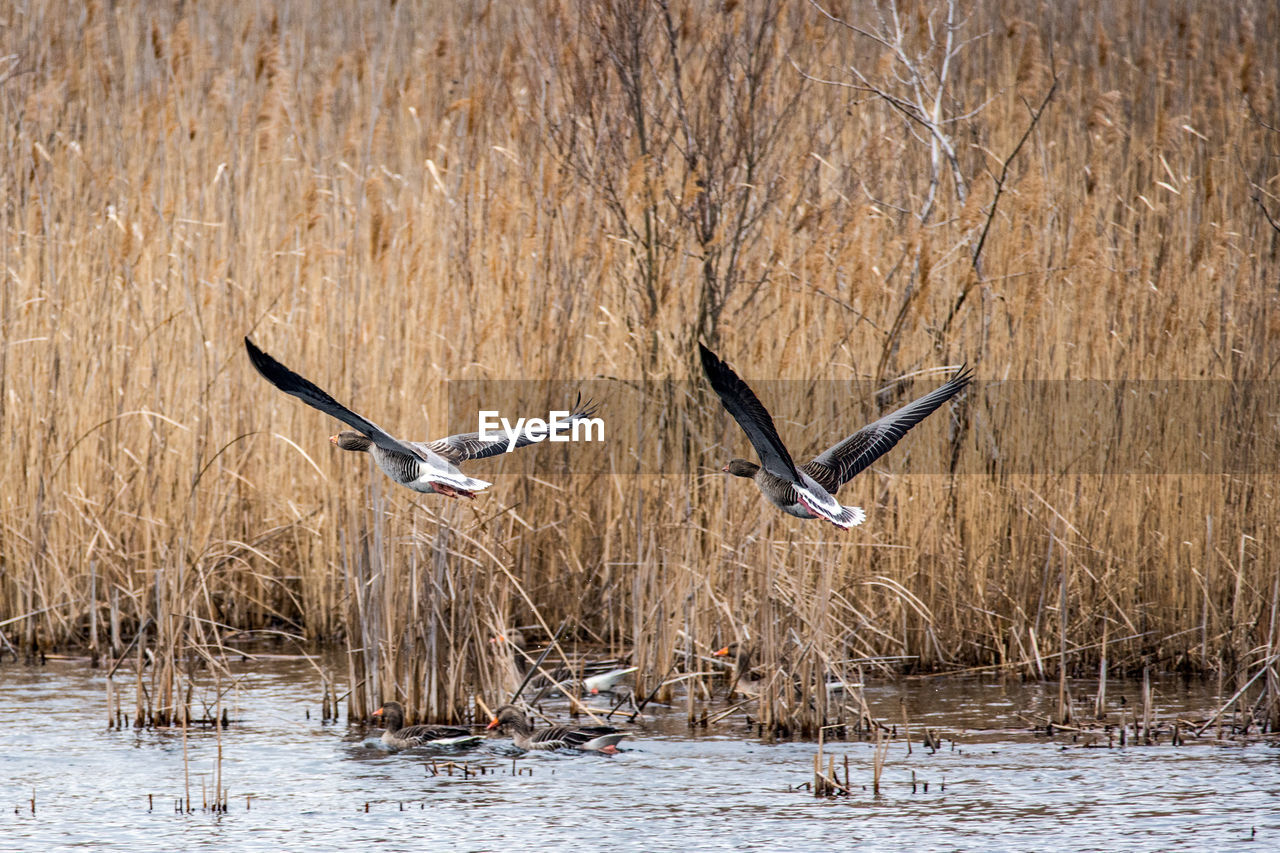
[[1252, 190, 1280, 234], [970, 76, 1059, 273], [806, 0, 895, 50], [942, 75, 1059, 332]]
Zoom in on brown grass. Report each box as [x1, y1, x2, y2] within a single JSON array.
[[1, 0, 1277, 731]]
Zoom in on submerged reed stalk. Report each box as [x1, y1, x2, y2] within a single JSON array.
[[872, 726, 889, 796]]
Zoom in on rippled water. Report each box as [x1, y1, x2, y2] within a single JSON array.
[[3, 657, 1277, 852]]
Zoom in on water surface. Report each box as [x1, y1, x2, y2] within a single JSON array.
[[3, 658, 1276, 852]]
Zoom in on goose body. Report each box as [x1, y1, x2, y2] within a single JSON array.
[[245, 337, 595, 499], [700, 344, 971, 529], [583, 666, 638, 695], [486, 704, 626, 754], [358, 437, 492, 499], [373, 702, 482, 750]]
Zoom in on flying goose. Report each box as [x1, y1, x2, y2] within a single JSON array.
[[371, 702, 482, 749], [699, 343, 971, 529], [245, 337, 596, 500], [486, 704, 627, 754]]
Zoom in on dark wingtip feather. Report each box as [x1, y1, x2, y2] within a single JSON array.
[[697, 342, 720, 377], [244, 335, 302, 393], [698, 342, 737, 393], [697, 342, 731, 398], [244, 335, 272, 380], [697, 342, 803, 483], [569, 390, 599, 421]]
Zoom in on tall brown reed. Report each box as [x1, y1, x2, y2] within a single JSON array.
[[1, 0, 1277, 730]]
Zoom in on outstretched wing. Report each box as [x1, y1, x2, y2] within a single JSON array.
[[244, 336, 433, 464], [423, 393, 599, 464], [803, 365, 972, 493], [699, 343, 801, 484]]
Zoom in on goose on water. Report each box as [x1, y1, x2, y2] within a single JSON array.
[[486, 704, 626, 754], [699, 343, 972, 529], [372, 702, 482, 749], [245, 337, 596, 500], [583, 666, 638, 695]]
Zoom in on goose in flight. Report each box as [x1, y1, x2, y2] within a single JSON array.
[[245, 337, 596, 500], [699, 343, 971, 529]]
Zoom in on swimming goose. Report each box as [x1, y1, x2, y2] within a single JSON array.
[[372, 702, 482, 749], [712, 642, 759, 698], [245, 337, 596, 500], [699, 344, 972, 529], [583, 666, 638, 695], [486, 704, 626, 754]]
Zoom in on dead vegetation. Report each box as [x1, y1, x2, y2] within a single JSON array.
[[1, 0, 1277, 734]]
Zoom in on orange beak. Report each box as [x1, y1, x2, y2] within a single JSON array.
[[486, 717, 500, 730], [372, 707, 384, 718], [713, 646, 730, 657], [329, 434, 339, 445], [721, 464, 730, 472]]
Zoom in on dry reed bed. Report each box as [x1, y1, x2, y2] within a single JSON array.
[[1, 0, 1277, 732]]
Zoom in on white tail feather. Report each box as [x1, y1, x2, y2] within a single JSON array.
[[579, 733, 627, 752], [426, 734, 484, 748], [428, 470, 492, 492], [795, 474, 866, 529]]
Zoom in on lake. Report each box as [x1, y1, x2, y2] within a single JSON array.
[[3, 655, 1276, 852]]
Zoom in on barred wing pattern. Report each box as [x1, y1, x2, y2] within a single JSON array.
[[802, 365, 973, 494], [423, 394, 599, 464], [392, 724, 479, 746], [530, 724, 621, 749]]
